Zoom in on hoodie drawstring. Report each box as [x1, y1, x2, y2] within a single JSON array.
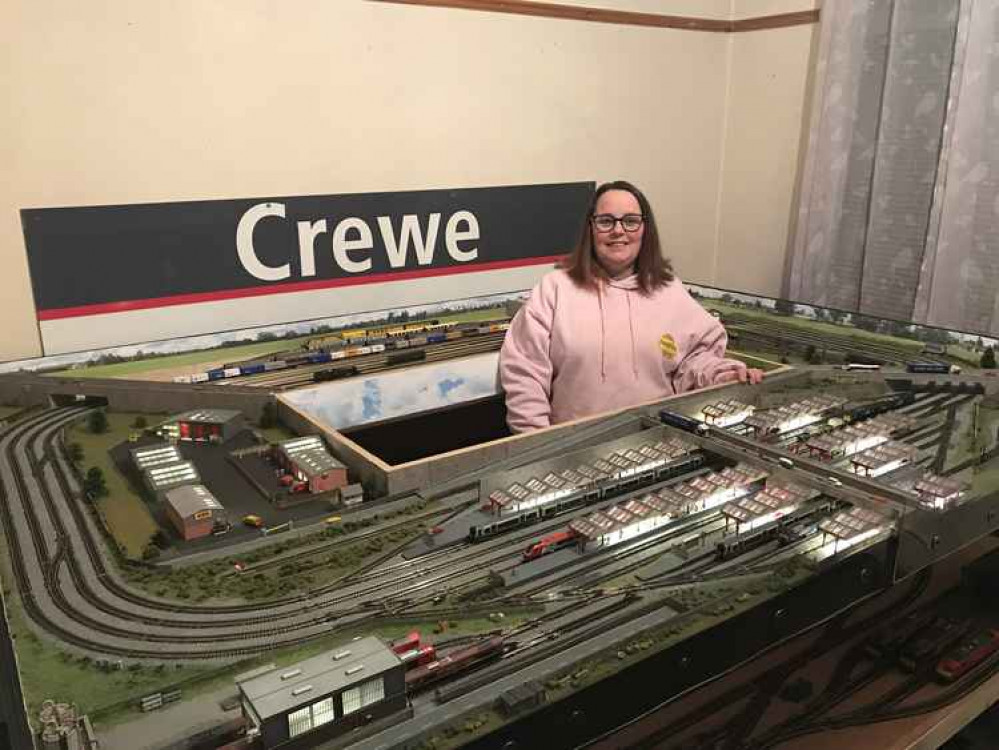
[[597, 283, 607, 381], [625, 291, 638, 379], [598, 279, 639, 382]]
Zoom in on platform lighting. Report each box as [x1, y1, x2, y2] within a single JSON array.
[[509, 487, 573, 513], [777, 413, 823, 434], [616, 457, 665, 478], [739, 504, 799, 533], [813, 526, 885, 560], [697, 406, 755, 428], [851, 458, 908, 478], [702, 485, 751, 512]]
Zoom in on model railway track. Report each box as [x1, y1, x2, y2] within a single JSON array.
[[723, 315, 949, 365], [743, 614, 999, 749], [618, 567, 934, 749], [511, 516, 727, 598], [228, 333, 507, 389], [2, 411, 395, 643], [7, 407, 720, 662], [0, 408, 595, 659]]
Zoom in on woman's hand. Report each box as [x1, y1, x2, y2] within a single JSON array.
[[716, 367, 765, 385]]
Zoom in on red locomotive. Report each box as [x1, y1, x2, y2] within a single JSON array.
[[522, 530, 576, 561], [405, 636, 506, 691], [390, 631, 438, 669], [937, 628, 999, 682]]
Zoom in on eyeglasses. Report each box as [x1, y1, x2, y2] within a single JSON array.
[[591, 214, 644, 233]]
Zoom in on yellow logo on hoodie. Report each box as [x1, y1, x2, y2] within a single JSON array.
[[660, 333, 678, 360]]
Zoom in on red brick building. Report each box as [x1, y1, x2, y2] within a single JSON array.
[[164, 484, 227, 540], [275, 436, 347, 494]]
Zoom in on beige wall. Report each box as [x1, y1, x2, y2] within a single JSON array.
[[0, 0, 817, 362], [716, 0, 821, 297]]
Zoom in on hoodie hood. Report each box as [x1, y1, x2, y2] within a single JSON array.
[[604, 273, 641, 291]]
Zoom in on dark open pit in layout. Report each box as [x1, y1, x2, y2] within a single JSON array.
[[339, 395, 511, 466]]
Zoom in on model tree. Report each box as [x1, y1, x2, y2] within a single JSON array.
[[83, 467, 108, 499], [258, 401, 278, 429], [87, 410, 108, 434], [132, 415, 148, 429], [982, 347, 997, 369], [774, 298, 795, 316], [66, 442, 84, 464]]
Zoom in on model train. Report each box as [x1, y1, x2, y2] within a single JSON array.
[[312, 365, 360, 382], [522, 530, 577, 561], [467, 452, 706, 542], [173, 320, 509, 384], [314, 319, 457, 348], [715, 499, 836, 561], [900, 617, 971, 672], [843, 391, 916, 422], [391, 631, 438, 669], [906, 361, 961, 375], [840, 363, 882, 371], [936, 627, 999, 682], [404, 636, 506, 691], [658, 410, 710, 436]]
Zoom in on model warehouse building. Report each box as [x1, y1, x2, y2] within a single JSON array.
[[157, 409, 246, 443], [237, 636, 406, 749], [275, 436, 347, 493], [163, 485, 227, 540]]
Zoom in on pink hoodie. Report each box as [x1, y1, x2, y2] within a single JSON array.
[[499, 269, 746, 432]]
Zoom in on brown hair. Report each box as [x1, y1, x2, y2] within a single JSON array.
[[561, 180, 674, 294]]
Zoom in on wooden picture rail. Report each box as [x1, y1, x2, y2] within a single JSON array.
[[367, 0, 820, 32]]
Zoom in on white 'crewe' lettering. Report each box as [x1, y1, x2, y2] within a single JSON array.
[[445, 210, 479, 262], [235, 204, 482, 279], [236, 202, 290, 281], [331, 218, 373, 273], [378, 214, 441, 268], [297, 219, 327, 278]]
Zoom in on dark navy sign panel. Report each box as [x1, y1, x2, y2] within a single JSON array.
[[21, 182, 593, 320]]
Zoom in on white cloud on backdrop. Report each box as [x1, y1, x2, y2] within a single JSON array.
[[285, 353, 501, 430]]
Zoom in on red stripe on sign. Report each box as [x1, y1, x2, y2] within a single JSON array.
[[37, 255, 564, 321]]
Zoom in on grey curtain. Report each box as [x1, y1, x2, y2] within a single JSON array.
[[786, 0, 999, 336]]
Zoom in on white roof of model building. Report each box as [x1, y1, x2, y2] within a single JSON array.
[[164, 484, 224, 518], [238, 636, 400, 720]]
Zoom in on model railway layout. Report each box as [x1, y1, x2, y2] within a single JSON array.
[[4, 362, 999, 750], [718, 311, 961, 367], [171, 319, 510, 389]]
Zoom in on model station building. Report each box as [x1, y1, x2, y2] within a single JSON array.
[[720, 481, 818, 533], [817, 505, 891, 556], [568, 463, 767, 549], [274, 436, 348, 494], [698, 399, 755, 428], [163, 484, 227, 540], [848, 440, 918, 478], [485, 436, 696, 516], [804, 412, 919, 461], [237, 636, 406, 749], [900, 472, 969, 511], [156, 409, 245, 444], [744, 395, 846, 436]]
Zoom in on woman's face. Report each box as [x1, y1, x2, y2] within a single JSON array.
[[592, 189, 644, 278]]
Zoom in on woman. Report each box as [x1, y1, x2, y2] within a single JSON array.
[[499, 180, 763, 433]]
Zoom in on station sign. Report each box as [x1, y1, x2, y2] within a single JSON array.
[[21, 182, 593, 354]]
